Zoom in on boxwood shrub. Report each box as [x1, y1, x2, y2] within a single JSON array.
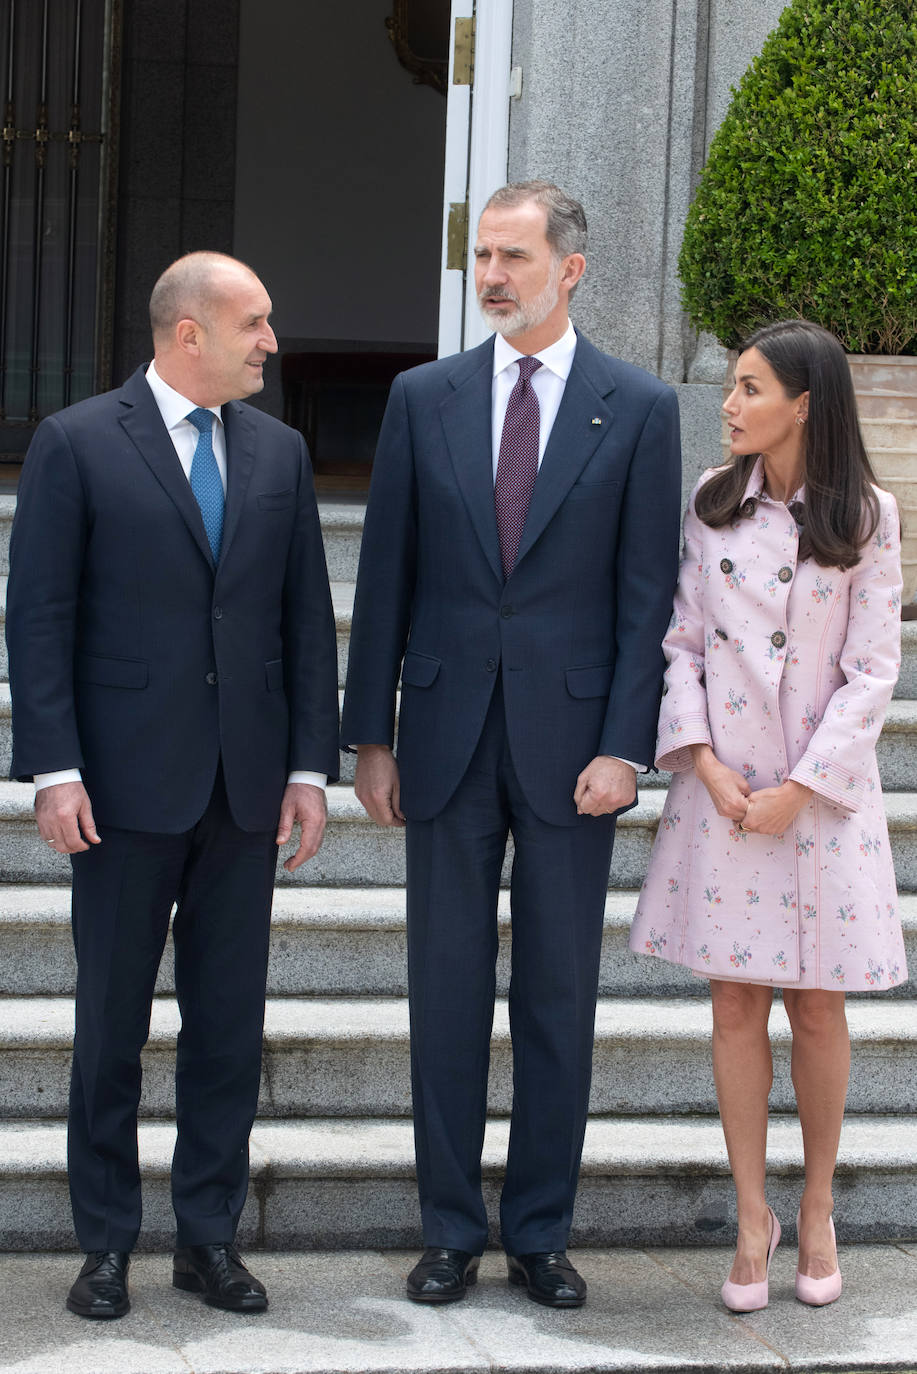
[[679, 0, 917, 354]]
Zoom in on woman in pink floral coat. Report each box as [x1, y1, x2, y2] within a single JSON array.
[[630, 320, 906, 1314]]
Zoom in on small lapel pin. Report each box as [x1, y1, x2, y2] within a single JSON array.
[[591, 417, 603, 426]]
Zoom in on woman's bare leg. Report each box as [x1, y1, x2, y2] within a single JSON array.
[[782, 988, 848, 1278], [710, 979, 776, 1284]]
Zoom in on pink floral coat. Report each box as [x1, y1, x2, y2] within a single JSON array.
[[630, 460, 907, 990]]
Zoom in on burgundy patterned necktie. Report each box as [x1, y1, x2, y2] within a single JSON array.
[[495, 355, 542, 578]]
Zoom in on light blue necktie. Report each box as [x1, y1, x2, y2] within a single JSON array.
[[186, 407, 224, 561]]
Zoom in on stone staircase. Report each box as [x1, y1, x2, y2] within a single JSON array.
[[0, 495, 915, 1253]]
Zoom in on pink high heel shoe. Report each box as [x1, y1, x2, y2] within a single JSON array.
[[794, 1211, 842, 1306], [721, 1206, 781, 1312]]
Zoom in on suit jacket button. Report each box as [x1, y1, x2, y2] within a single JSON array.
[[206, 671, 218, 685], [500, 605, 514, 619], [778, 566, 793, 582], [213, 606, 223, 619], [770, 630, 787, 648], [715, 628, 728, 641], [485, 658, 497, 672], [720, 558, 733, 574]]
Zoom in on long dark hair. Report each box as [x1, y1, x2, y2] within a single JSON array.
[[695, 319, 879, 568]]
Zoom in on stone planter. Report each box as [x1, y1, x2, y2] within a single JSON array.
[[721, 352, 917, 608]]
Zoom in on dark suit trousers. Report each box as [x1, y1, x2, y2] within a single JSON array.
[[405, 680, 615, 1256], [67, 767, 277, 1252]]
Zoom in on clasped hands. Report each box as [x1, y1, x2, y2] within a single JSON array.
[[690, 743, 811, 835], [354, 745, 636, 824]]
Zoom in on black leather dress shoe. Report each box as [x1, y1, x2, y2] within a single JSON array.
[[66, 1251, 131, 1318], [406, 1247, 480, 1302], [507, 1251, 587, 1307], [173, 1243, 268, 1312]]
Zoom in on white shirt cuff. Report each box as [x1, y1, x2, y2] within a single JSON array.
[[287, 771, 327, 790], [35, 769, 83, 792], [612, 757, 647, 774]]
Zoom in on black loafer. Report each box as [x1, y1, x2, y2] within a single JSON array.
[[173, 1243, 268, 1312], [507, 1251, 586, 1307], [66, 1250, 131, 1319], [406, 1247, 480, 1303]]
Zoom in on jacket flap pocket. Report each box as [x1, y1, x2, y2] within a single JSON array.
[[265, 658, 284, 691], [257, 489, 295, 511], [76, 654, 149, 690], [565, 663, 613, 699], [401, 650, 441, 688]]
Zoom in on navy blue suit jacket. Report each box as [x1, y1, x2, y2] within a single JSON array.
[[341, 331, 682, 827], [7, 367, 340, 833]]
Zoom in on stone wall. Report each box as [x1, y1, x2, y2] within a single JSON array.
[[508, 0, 787, 497]]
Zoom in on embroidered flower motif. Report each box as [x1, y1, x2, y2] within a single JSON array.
[[860, 709, 875, 730], [858, 831, 876, 857], [854, 656, 873, 675], [811, 576, 833, 603], [801, 903, 817, 920], [645, 928, 668, 956], [745, 889, 759, 905], [864, 958, 885, 987], [699, 817, 711, 838], [724, 568, 746, 591], [825, 836, 841, 856], [837, 903, 856, 924], [889, 590, 901, 612], [830, 964, 845, 985], [795, 835, 814, 857], [661, 811, 681, 832], [725, 688, 747, 716], [697, 944, 712, 964], [729, 943, 752, 969], [741, 763, 756, 782], [778, 892, 796, 911], [800, 704, 817, 732], [772, 950, 788, 972], [666, 878, 679, 894], [703, 885, 722, 905], [856, 588, 869, 609]]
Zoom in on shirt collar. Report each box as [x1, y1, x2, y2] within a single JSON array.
[[492, 319, 578, 381], [146, 360, 223, 433], [741, 455, 805, 507]]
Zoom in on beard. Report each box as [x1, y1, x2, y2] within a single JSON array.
[[477, 263, 562, 338]]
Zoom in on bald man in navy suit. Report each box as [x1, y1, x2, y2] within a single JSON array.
[[342, 183, 681, 1307], [7, 253, 339, 1318]]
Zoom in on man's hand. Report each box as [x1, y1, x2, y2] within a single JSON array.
[[691, 743, 750, 822], [35, 782, 100, 854], [276, 782, 327, 872], [354, 745, 405, 827], [742, 780, 811, 836], [574, 756, 637, 816]]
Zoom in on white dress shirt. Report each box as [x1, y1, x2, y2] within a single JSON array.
[[489, 321, 645, 775], [35, 363, 326, 794]]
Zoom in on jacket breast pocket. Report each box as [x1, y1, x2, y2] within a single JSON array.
[[400, 650, 441, 688], [257, 489, 295, 511], [76, 654, 149, 690], [565, 663, 613, 698], [265, 659, 284, 691], [565, 479, 620, 502]]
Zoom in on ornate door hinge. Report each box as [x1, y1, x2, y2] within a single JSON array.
[[453, 17, 475, 85], [446, 200, 469, 270]]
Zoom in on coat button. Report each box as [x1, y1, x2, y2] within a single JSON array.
[[740, 498, 757, 518], [720, 558, 733, 574], [485, 658, 497, 672], [778, 566, 793, 583], [715, 628, 728, 641], [500, 605, 514, 619], [205, 671, 218, 685], [213, 606, 223, 619], [770, 630, 787, 649]]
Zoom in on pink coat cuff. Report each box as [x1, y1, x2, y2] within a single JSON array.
[[655, 711, 712, 773], [789, 753, 864, 813]]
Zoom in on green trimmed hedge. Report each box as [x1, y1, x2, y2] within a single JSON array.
[[679, 0, 917, 355]]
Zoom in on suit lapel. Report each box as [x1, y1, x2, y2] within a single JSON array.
[[514, 333, 616, 568], [117, 367, 215, 568], [439, 339, 503, 584], [220, 400, 257, 565]]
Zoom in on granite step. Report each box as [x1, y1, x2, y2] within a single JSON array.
[[2, 782, 916, 892], [2, 884, 915, 1000], [1, 1113, 915, 1251], [3, 994, 916, 1121]]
